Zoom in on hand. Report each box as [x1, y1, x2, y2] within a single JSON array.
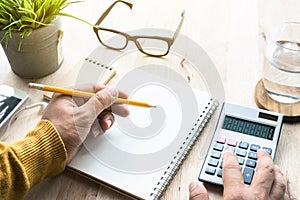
[[42, 85, 130, 162], [189, 150, 288, 200]]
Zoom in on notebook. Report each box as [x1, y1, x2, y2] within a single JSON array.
[[68, 67, 219, 200], [42, 57, 116, 100]]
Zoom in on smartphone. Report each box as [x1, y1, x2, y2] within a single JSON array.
[[0, 85, 28, 129]]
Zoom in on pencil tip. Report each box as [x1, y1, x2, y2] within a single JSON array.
[[149, 105, 157, 108]]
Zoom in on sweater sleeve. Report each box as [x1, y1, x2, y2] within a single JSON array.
[[0, 120, 67, 200]]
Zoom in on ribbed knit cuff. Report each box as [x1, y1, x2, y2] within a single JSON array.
[[10, 120, 67, 187]]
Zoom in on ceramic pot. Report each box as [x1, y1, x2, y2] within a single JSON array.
[[0, 17, 64, 78]]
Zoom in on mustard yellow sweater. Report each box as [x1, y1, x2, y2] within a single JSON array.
[[0, 120, 67, 200]]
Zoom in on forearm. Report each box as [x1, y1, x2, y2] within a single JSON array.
[[0, 120, 67, 200]]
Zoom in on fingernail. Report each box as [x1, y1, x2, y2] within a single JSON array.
[[107, 88, 118, 100], [105, 119, 112, 128]]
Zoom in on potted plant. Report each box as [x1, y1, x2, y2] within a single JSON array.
[[0, 0, 92, 78]]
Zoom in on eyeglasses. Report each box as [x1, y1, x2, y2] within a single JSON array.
[[93, 0, 185, 57]]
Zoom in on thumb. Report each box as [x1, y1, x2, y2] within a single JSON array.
[[189, 181, 209, 200], [86, 87, 118, 116], [72, 88, 118, 142]]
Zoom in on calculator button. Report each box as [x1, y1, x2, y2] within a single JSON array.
[[217, 169, 222, 177], [227, 139, 237, 147], [236, 149, 247, 157], [213, 143, 224, 151], [225, 146, 235, 153], [238, 157, 245, 165], [238, 141, 249, 149], [205, 166, 216, 175], [246, 159, 256, 168], [208, 158, 219, 167], [250, 144, 261, 152], [262, 147, 272, 155], [219, 161, 223, 168], [216, 136, 226, 144], [243, 167, 254, 184], [210, 151, 222, 159], [248, 152, 257, 160]]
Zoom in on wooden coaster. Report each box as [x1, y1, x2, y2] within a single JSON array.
[[254, 79, 300, 122]]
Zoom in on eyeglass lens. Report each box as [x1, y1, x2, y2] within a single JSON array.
[[98, 29, 170, 56], [97, 29, 128, 49], [135, 37, 170, 56]]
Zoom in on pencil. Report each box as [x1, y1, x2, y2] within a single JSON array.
[[28, 83, 155, 108]]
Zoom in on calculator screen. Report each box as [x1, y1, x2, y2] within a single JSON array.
[[222, 116, 275, 140]]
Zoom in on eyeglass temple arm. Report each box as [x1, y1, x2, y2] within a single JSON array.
[[172, 10, 185, 42], [94, 0, 133, 27]]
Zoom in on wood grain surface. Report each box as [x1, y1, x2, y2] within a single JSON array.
[[0, 0, 299, 199]]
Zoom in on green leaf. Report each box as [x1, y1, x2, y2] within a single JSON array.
[[0, 18, 9, 24], [2, 20, 22, 30], [59, 12, 95, 27], [18, 7, 38, 20], [0, 0, 92, 49]]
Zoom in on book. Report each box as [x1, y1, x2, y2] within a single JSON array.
[[67, 67, 218, 200]]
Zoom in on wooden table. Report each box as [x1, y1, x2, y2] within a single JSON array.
[[0, 0, 299, 199]]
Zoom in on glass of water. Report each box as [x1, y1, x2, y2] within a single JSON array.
[[262, 22, 300, 104]]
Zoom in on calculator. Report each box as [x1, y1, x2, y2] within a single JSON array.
[[198, 102, 283, 186]]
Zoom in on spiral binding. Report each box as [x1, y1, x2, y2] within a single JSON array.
[[150, 98, 219, 200], [84, 57, 114, 71]]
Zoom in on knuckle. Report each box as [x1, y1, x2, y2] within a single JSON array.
[[94, 93, 108, 107], [275, 169, 287, 193], [262, 164, 275, 175], [278, 181, 287, 192]]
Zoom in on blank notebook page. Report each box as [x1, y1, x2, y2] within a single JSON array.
[[68, 67, 216, 200]]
